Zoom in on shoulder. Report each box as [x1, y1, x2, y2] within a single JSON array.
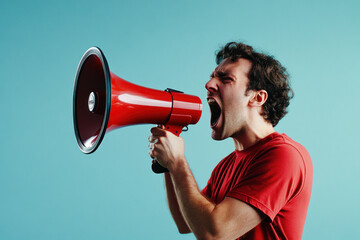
[[255, 133, 310, 163], [250, 133, 312, 179]]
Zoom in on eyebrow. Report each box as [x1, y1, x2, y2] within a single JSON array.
[[210, 70, 235, 79]]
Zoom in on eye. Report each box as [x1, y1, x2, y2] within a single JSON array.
[[221, 77, 233, 83]]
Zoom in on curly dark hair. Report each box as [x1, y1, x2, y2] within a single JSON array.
[[216, 42, 294, 127]]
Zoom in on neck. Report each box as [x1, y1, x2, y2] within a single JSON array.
[[232, 122, 275, 151]]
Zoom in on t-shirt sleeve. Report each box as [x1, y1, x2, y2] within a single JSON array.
[[227, 144, 305, 222], [201, 176, 212, 200]]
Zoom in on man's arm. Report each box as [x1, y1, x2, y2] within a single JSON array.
[[164, 172, 191, 234], [149, 128, 264, 240], [169, 159, 263, 240]]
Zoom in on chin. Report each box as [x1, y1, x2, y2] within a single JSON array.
[[211, 130, 226, 141]]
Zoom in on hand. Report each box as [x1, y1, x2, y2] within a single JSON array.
[[148, 126, 185, 171]]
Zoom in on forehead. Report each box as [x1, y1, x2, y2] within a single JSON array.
[[213, 58, 252, 78]]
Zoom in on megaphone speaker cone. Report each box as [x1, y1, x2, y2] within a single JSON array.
[[73, 47, 111, 154]]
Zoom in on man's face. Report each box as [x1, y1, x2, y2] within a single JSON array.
[[205, 58, 253, 140]]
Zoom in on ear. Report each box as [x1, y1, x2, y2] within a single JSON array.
[[248, 90, 268, 107]]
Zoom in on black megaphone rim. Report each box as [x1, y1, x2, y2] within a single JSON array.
[[73, 47, 111, 154]]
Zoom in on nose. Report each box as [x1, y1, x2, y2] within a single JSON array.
[[205, 78, 218, 92]]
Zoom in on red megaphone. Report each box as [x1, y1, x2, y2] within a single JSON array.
[[73, 47, 202, 173]]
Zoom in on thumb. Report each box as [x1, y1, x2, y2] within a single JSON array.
[[150, 126, 167, 137]]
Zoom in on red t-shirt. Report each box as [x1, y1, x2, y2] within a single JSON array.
[[201, 132, 313, 240]]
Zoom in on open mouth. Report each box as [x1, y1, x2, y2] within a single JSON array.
[[208, 98, 221, 127]]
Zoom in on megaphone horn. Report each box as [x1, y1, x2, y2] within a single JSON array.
[[73, 47, 202, 173]]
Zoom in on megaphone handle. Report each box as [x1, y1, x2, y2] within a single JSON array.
[[152, 159, 169, 173], [151, 125, 183, 174]]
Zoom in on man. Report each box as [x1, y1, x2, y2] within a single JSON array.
[[148, 42, 313, 240]]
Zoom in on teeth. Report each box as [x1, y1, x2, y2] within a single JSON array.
[[207, 98, 216, 104]]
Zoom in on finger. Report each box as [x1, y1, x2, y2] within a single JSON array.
[[148, 142, 154, 151], [149, 149, 155, 159], [148, 135, 158, 143], [150, 127, 167, 137], [149, 141, 160, 150]]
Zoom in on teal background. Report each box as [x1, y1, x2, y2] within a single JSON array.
[[1, 0, 359, 239]]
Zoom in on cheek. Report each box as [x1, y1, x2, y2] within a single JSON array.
[[223, 97, 249, 122], [220, 85, 249, 109], [225, 93, 246, 109]]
